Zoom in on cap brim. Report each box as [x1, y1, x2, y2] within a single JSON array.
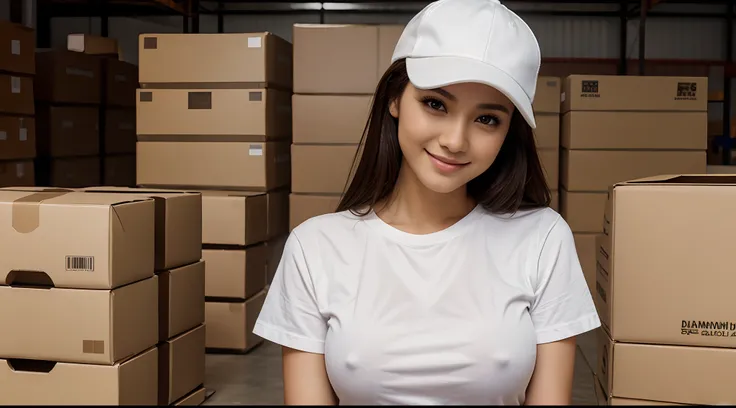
[[405, 56, 537, 129]]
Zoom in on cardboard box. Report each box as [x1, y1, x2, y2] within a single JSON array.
[[82, 187, 203, 271], [0, 160, 34, 187], [202, 191, 268, 246], [103, 154, 136, 187], [139, 32, 292, 90], [533, 76, 561, 114], [35, 50, 101, 105], [597, 329, 736, 405], [561, 190, 607, 233], [293, 24, 403, 94], [137, 141, 290, 191], [0, 347, 158, 405], [0, 74, 34, 115], [292, 144, 359, 194], [0, 276, 158, 364], [561, 111, 707, 150], [0, 116, 35, 160], [574, 232, 598, 297], [173, 387, 207, 406], [560, 150, 706, 192], [550, 190, 558, 212], [104, 108, 135, 154], [266, 235, 287, 284], [104, 59, 138, 108], [537, 148, 559, 189], [267, 189, 288, 239], [137, 88, 291, 140], [534, 114, 560, 149], [203, 245, 267, 300], [67, 33, 119, 57], [159, 324, 206, 405], [159, 261, 205, 341], [36, 105, 100, 158], [205, 291, 265, 352], [0, 190, 154, 289], [289, 194, 340, 230], [37, 156, 101, 188], [292, 94, 371, 144], [562, 75, 708, 113], [595, 374, 689, 406], [0, 21, 35, 75], [596, 175, 736, 348]]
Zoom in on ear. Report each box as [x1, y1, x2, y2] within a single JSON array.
[[389, 98, 399, 119]]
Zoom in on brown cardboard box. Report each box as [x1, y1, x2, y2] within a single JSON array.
[[292, 94, 371, 144], [0, 21, 35, 75], [537, 148, 559, 189], [561, 111, 706, 150], [205, 291, 266, 351], [104, 59, 138, 108], [596, 175, 736, 348], [0, 74, 34, 115], [202, 191, 268, 246], [597, 329, 736, 405], [82, 187, 203, 271], [103, 154, 136, 187], [173, 387, 207, 406], [139, 32, 292, 90], [534, 114, 560, 149], [36, 105, 100, 157], [137, 141, 290, 190], [137, 88, 291, 141], [0, 347, 158, 405], [561, 190, 607, 233], [159, 261, 205, 341], [67, 33, 119, 57], [0, 160, 34, 186], [266, 235, 287, 284], [158, 324, 206, 405], [560, 150, 706, 192], [595, 370, 689, 406], [105, 108, 135, 154], [203, 245, 267, 300], [0, 116, 35, 160], [293, 24, 403, 94], [562, 75, 708, 113], [534, 76, 561, 114], [292, 144, 359, 194], [0, 276, 158, 364], [35, 50, 101, 105], [0, 190, 154, 289], [289, 194, 340, 230], [573, 232, 598, 297], [267, 189, 289, 239], [38, 156, 101, 188], [550, 190, 558, 212]]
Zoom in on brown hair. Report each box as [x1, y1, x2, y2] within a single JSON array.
[[336, 58, 551, 215]]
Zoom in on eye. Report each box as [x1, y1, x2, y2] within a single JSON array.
[[422, 97, 446, 112], [477, 115, 500, 126]]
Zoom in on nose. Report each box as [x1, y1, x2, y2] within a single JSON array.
[[437, 120, 468, 154]]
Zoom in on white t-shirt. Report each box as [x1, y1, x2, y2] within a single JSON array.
[[253, 205, 600, 405]]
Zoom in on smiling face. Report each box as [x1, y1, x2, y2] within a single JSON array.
[[389, 82, 516, 195]]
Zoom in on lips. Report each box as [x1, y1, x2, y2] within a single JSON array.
[[425, 150, 469, 166]]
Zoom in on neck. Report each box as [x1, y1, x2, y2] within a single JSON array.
[[376, 160, 476, 234]]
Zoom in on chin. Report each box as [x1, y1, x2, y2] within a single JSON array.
[[416, 173, 467, 194]]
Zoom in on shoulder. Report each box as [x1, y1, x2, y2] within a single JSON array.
[[291, 210, 366, 240], [479, 206, 567, 245]]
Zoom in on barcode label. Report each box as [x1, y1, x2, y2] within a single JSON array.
[[66, 256, 95, 272]]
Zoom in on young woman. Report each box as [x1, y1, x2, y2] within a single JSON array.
[[254, 0, 600, 405]]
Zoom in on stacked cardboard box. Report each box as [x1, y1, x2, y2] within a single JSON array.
[[0, 21, 36, 187], [596, 175, 736, 405], [136, 33, 293, 353], [533, 76, 561, 211], [0, 189, 159, 404], [289, 24, 403, 230], [559, 75, 708, 298]]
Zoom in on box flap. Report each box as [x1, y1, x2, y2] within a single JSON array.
[[615, 174, 736, 187], [200, 190, 265, 198], [82, 186, 201, 197]]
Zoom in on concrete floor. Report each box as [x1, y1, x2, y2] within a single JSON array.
[[203, 330, 600, 406]]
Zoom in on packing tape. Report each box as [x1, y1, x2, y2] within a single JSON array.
[[12, 191, 70, 233]]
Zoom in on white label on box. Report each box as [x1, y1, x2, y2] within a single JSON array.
[[11, 40, 20, 55], [19, 128, 27, 141], [65, 67, 94, 78], [16, 163, 24, 178], [247, 37, 262, 48], [10, 77, 20, 93], [0, 131, 7, 141], [249, 145, 264, 156], [62, 120, 74, 129], [560, 92, 566, 103]]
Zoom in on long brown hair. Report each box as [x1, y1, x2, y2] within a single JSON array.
[[336, 58, 551, 215]]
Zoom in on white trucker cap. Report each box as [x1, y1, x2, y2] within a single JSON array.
[[392, 0, 541, 128]]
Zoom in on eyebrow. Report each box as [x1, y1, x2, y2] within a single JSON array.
[[429, 88, 511, 114]]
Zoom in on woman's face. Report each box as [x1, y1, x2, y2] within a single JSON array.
[[389, 82, 516, 194]]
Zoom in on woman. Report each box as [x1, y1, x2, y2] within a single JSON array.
[[254, 0, 600, 405]]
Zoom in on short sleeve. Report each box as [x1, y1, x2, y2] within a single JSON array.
[[531, 216, 601, 344], [252, 232, 328, 354]]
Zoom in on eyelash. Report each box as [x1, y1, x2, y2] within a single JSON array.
[[420, 96, 501, 126]]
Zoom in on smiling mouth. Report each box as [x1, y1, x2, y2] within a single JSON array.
[[425, 150, 470, 166]]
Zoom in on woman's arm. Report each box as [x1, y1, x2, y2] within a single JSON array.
[[524, 337, 577, 405], [282, 347, 339, 405]]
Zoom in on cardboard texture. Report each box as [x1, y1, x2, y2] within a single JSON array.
[[173, 387, 207, 406], [266, 235, 287, 285], [35, 50, 101, 105], [533, 76, 561, 114], [104, 58, 138, 107], [202, 191, 268, 246], [105, 108, 136, 154], [293, 24, 403, 94], [67, 33, 120, 57], [266, 190, 288, 239], [573, 232, 598, 298], [205, 291, 266, 351], [137, 141, 290, 190], [159, 325, 206, 405], [533, 114, 560, 149], [537, 148, 559, 189], [561, 190, 607, 233], [549, 190, 558, 212], [37, 156, 102, 188], [0, 116, 35, 160], [0, 190, 155, 289], [138, 32, 293, 90], [203, 245, 267, 300], [0, 347, 158, 405], [36, 105, 100, 158], [596, 175, 736, 348], [292, 94, 371, 144], [81, 187, 202, 270], [104, 154, 137, 187], [0, 74, 34, 115], [291, 144, 359, 194], [159, 261, 205, 341], [289, 194, 340, 231], [0, 160, 34, 187], [0, 21, 36, 75], [0, 276, 158, 364], [595, 376, 688, 406], [136, 88, 291, 140]]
